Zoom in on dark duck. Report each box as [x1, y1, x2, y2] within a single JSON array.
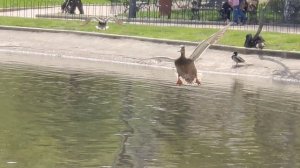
[[231, 51, 245, 65], [95, 18, 110, 30], [174, 45, 201, 85], [82, 16, 122, 30]]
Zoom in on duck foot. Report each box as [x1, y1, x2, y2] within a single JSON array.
[[176, 79, 183, 85], [195, 79, 201, 85]]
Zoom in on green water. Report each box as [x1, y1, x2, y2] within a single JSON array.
[[0, 63, 300, 168]]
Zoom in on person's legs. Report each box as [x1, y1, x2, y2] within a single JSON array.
[[233, 6, 239, 24], [61, 0, 67, 12], [225, 9, 231, 20], [219, 9, 225, 20], [69, 0, 76, 14], [239, 9, 247, 24], [77, 0, 84, 14]]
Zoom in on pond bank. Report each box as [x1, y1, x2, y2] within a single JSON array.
[[1, 27, 300, 83]]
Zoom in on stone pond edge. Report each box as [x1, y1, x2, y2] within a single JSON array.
[[1, 25, 299, 59]]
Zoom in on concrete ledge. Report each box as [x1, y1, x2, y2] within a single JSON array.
[[1, 25, 299, 59], [210, 44, 300, 59]]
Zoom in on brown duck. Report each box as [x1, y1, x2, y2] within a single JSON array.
[[173, 23, 232, 85], [174, 45, 201, 85]]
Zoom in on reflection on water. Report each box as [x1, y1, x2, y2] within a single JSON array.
[[0, 63, 300, 168]]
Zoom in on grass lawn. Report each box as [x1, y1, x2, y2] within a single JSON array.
[[0, 16, 299, 52], [219, 30, 300, 52]]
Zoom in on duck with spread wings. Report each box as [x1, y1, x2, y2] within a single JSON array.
[[82, 16, 123, 30], [175, 45, 201, 85], [174, 23, 232, 85]]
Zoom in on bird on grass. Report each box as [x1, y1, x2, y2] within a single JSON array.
[[256, 41, 265, 49], [174, 45, 201, 85], [231, 51, 245, 65], [81, 16, 123, 30]]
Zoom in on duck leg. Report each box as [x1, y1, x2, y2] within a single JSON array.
[[176, 75, 183, 85], [195, 78, 201, 85]]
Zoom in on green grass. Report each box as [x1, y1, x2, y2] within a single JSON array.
[[0, 16, 217, 42], [219, 30, 300, 52], [0, 16, 299, 52], [1, 1, 298, 24]]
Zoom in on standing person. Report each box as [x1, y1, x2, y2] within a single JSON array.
[[228, 0, 240, 24], [69, 0, 84, 14], [220, 1, 233, 22]]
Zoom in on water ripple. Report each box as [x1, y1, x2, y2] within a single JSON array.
[[0, 63, 300, 168]]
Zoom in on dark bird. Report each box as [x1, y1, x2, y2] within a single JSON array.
[[231, 51, 245, 65], [174, 45, 201, 85], [244, 1, 270, 50], [82, 16, 123, 30], [256, 40, 265, 49]]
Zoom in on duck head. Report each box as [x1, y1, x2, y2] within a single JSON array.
[[233, 51, 238, 56], [178, 45, 185, 57]]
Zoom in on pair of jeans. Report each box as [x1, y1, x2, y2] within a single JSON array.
[[233, 6, 247, 24], [233, 6, 240, 24], [239, 9, 247, 24]]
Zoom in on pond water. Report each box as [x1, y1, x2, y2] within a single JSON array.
[[0, 62, 300, 168]]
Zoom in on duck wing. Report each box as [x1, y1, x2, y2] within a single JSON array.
[[81, 16, 108, 26], [231, 55, 238, 63], [189, 22, 232, 61], [236, 55, 245, 63], [108, 15, 123, 25], [232, 55, 245, 63]]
